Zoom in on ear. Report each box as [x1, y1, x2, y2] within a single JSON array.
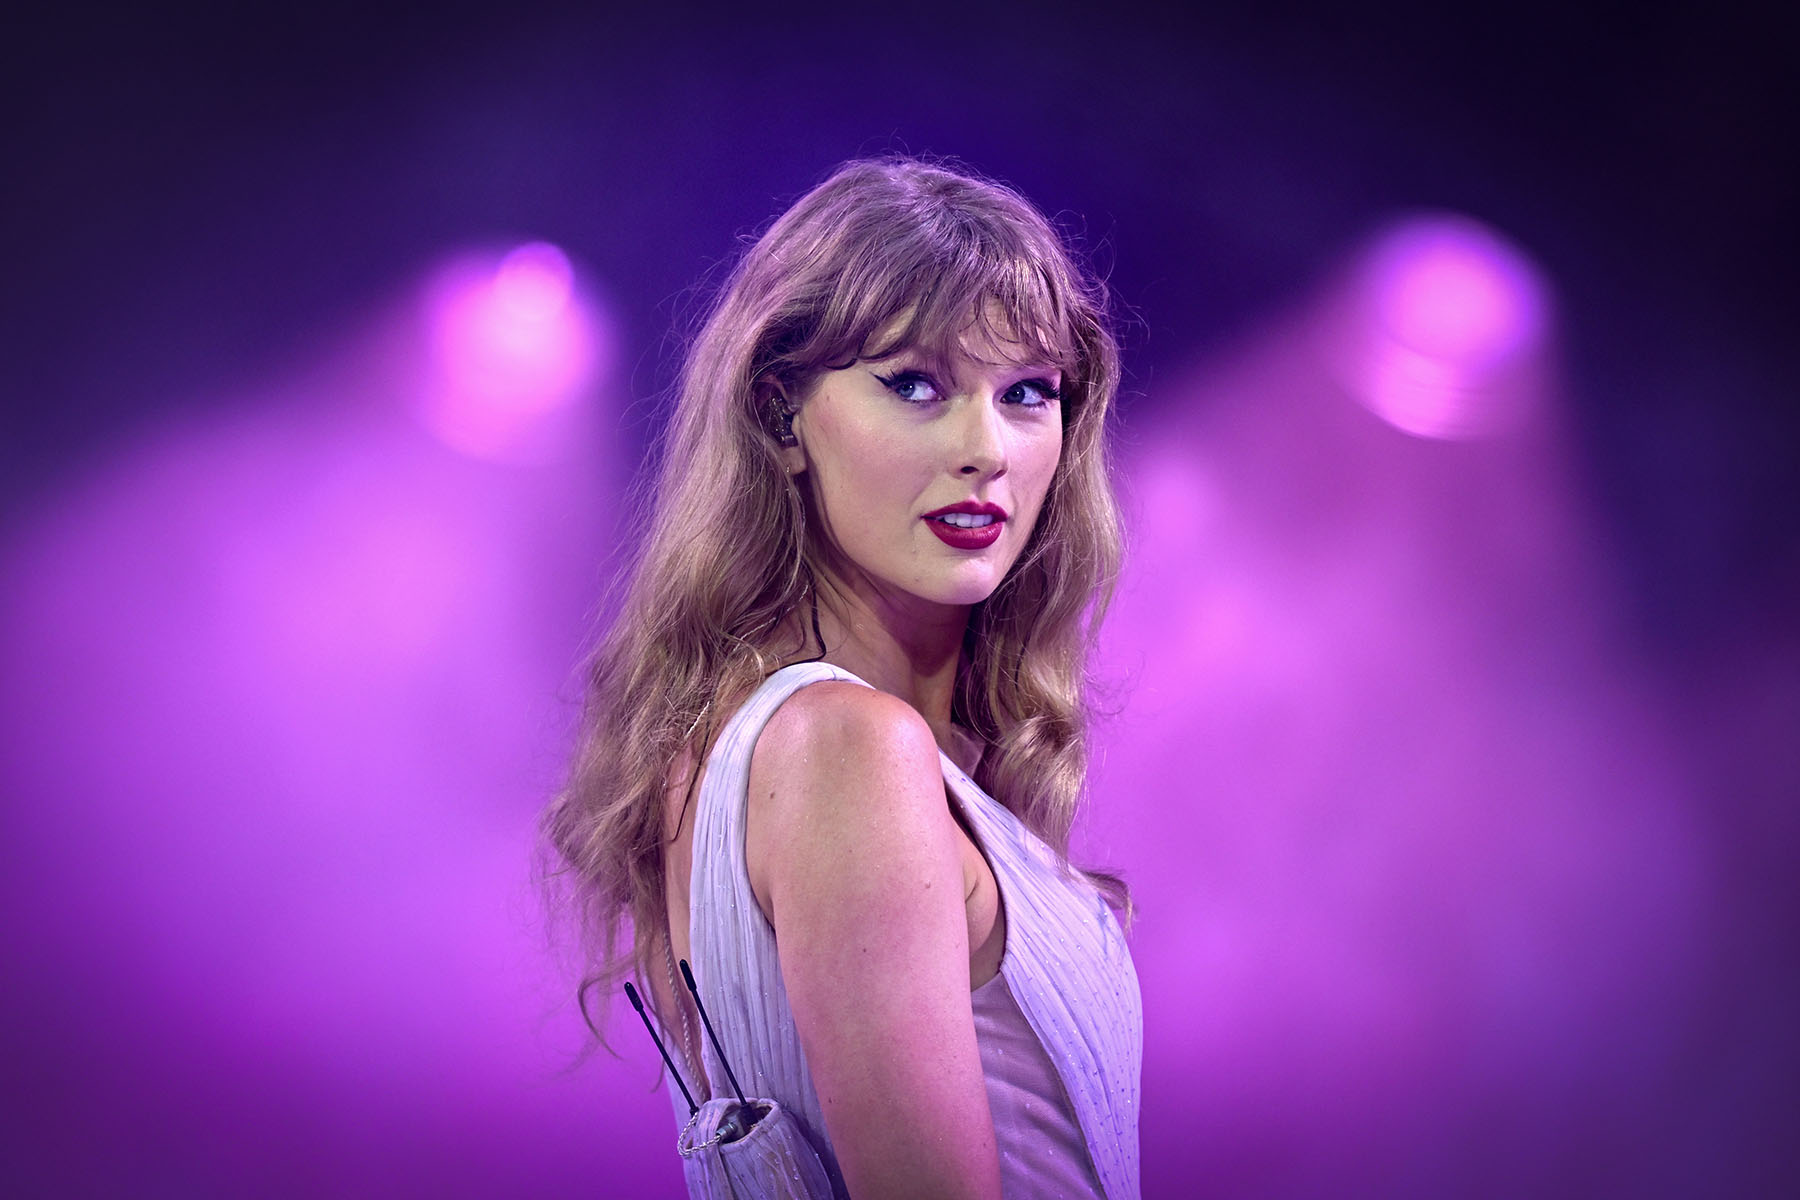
[[766, 387, 807, 476], [780, 427, 806, 477]]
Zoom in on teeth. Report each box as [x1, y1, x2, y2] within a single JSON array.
[[936, 513, 996, 528]]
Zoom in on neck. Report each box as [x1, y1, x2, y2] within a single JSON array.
[[800, 568, 969, 752]]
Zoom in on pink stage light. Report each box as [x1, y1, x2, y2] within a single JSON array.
[[1338, 215, 1550, 440], [491, 241, 576, 321], [417, 242, 608, 463]]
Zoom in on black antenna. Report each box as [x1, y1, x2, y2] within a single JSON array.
[[623, 980, 697, 1116], [679, 959, 748, 1108]]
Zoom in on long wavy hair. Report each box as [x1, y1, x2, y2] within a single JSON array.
[[543, 155, 1129, 1039]]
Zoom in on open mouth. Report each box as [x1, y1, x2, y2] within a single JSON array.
[[932, 512, 997, 529], [924, 511, 1005, 549]]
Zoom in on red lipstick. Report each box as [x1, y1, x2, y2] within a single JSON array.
[[922, 501, 1007, 550]]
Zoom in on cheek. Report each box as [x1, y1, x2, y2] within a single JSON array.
[[1020, 427, 1064, 505], [807, 413, 906, 516]]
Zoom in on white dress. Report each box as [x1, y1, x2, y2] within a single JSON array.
[[668, 662, 1142, 1198]]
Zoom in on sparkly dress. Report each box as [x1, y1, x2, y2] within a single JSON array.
[[669, 663, 1142, 1198]]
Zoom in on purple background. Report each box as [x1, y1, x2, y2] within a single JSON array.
[[5, 4, 1795, 1197]]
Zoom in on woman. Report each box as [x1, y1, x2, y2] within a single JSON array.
[[544, 156, 1141, 1198]]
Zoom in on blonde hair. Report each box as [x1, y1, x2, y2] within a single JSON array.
[[543, 156, 1129, 1037]]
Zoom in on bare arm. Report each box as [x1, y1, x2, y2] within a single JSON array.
[[746, 682, 1002, 1200]]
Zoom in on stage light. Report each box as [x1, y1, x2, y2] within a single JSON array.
[[491, 241, 575, 322], [1340, 215, 1550, 440], [416, 241, 608, 462]]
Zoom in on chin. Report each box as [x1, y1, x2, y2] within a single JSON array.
[[924, 564, 1010, 608]]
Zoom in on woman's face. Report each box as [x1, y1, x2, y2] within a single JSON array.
[[785, 322, 1064, 619]]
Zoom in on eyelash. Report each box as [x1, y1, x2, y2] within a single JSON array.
[[874, 371, 1062, 408], [873, 370, 938, 404], [1006, 378, 1063, 407]]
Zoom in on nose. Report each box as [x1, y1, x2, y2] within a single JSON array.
[[954, 393, 1007, 478]]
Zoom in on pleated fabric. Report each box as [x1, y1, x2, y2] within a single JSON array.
[[677, 1098, 834, 1200], [673, 662, 1142, 1199]]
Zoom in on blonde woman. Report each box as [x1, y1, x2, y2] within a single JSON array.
[[545, 157, 1141, 1199]]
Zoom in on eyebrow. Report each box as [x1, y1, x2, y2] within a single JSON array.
[[870, 348, 1062, 382]]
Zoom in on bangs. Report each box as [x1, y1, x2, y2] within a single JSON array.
[[867, 254, 1075, 370], [800, 217, 1082, 377]]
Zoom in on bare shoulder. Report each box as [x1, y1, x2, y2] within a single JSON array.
[[754, 681, 939, 785], [742, 679, 997, 1196], [744, 681, 952, 924]]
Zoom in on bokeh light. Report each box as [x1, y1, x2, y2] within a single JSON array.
[[1336, 215, 1551, 440], [417, 242, 609, 463], [1084, 305, 1708, 1193], [0, 286, 630, 1196]]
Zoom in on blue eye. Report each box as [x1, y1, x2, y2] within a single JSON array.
[[1004, 378, 1062, 408], [874, 371, 941, 404]]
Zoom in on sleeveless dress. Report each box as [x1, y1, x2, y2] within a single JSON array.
[[668, 662, 1142, 1198]]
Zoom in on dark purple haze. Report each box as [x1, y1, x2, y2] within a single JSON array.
[[4, 6, 1794, 1197]]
